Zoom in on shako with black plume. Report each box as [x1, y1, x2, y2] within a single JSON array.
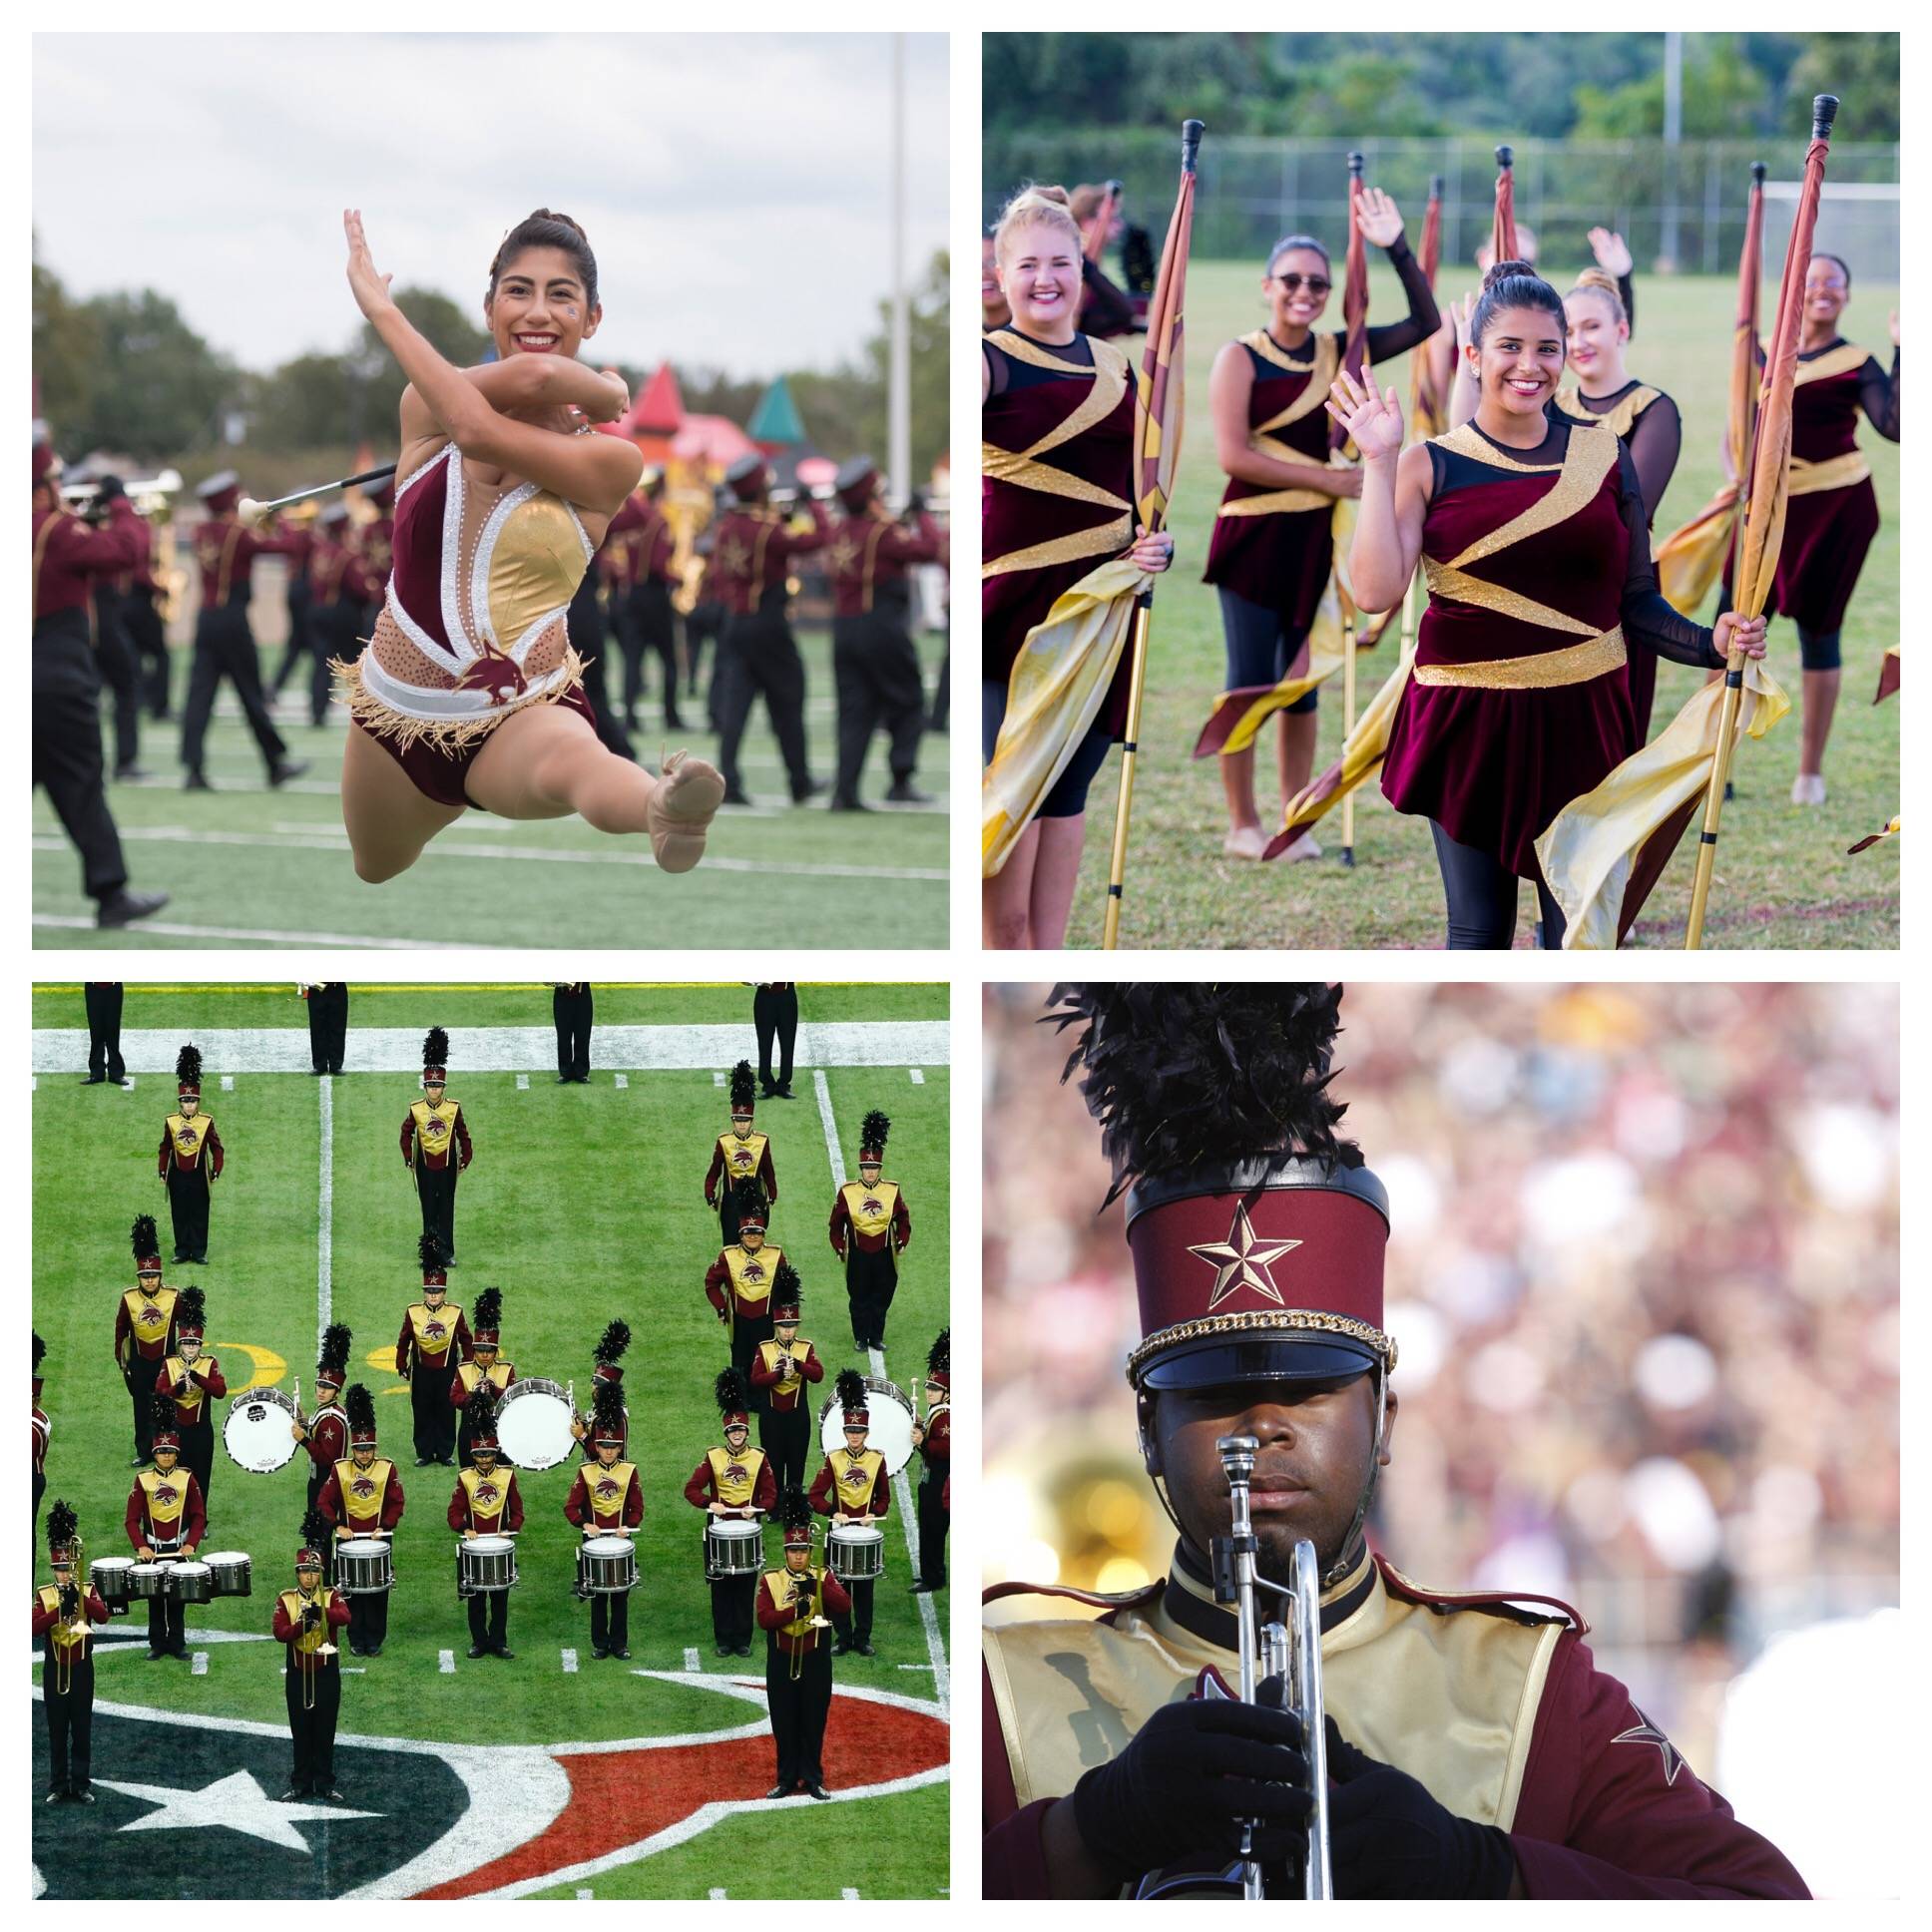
[[316, 1322, 352, 1392], [593, 1319, 631, 1386], [131, 1213, 162, 1274], [716, 1366, 751, 1430], [728, 1059, 757, 1122], [835, 1366, 869, 1429], [421, 1027, 449, 1087], [174, 1044, 203, 1100]]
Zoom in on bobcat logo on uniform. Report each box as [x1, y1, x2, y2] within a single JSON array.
[[424, 1318, 448, 1344], [350, 1474, 378, 1503], [723, 1461, 747, 1485], [740, 1258, 764, 1283], [840, 1467, 868, 1495], [861, 1195, 884, 1217], [730, 1148, 753, 1172], [153, 1481, 180, 1507], [176, 1128, 200, 1152], [592, 1475, 621, 1504], [474, 1479, 501, 1508]]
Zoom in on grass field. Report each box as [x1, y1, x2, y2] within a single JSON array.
[[32, 983, 949, 1898], [33, 595, 950, 950], [1057, 262, 1900, 949]]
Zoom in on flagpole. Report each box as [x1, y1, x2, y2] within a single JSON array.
[[1686, 95, 1838, 950], [1103, 117, 1204, 952], [1338, 583, 1359, 867]]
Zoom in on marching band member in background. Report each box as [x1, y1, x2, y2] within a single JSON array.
[[707, 1184, 782, 1402], [563, 1380, 642, 1661], [403, 1027, 472, 1264], [35, 1501, 108, 1805], [552, 981, 594, 1084], [449, 1393, 523, 1659], [751, 982, 799, 1101], [569, 1320, 632, 1454], [302, 979, 350, 1077], [296, 506, 374, 730], [686, 1368, 777, 1658], [158, 1045, 223, 1265], [153, 1287, 225, 1514], [756, 1487, 850, 1801], [911, 1329, 949, 1595], [397, 1236, 468, 1466], [33, 1335, 51, 1539], [750, 1274, 822, 1493], [810, 1369, 890, 1659], [83, 980, 127, 1086], [293, 1324, 352, 1524], [317, 1384, 405, 1657], [450, 1288, 514, 1468], [125, 1395, 206, 1661], [830, 1110, 911, 1352], [707, 1061, 777, 1244], [114, 1215, 177, 1467], [273, 1510, 350, 1801]]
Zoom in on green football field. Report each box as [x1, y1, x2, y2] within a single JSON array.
[[1045, 262, 1901, 949], [33, 613, 951, 950], [32, 983, 950, 1898]]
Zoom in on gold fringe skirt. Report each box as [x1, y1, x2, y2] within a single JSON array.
[[330, 643, 590, 754]]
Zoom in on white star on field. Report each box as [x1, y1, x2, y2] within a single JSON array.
[[94, 1768, 378, 1851], [1187, 1204, 1302, 1311]]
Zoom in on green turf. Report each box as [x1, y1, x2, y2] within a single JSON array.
[[1053, 262, 1900, 949], [33, 982, 948, 1032], [33, 616, 951, 950], [33, 994, 949, 1894]]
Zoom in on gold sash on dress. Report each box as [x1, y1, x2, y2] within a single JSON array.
[[1553, 384, 1662, 441], [1216, 333, 1346, 518]]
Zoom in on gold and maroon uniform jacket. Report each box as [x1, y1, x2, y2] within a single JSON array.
[[158, 1112, 224, 1178], [810, 1448, 890, 1521], [33, 1403, 51, 1478], [125, 1465, 206, 1553], [397, 1300, 471, 1376], [301, 1401, 348, 1473], [349, 512, 393, 588], [750, 1337, 824, 1412], [449, 1358, 515, 1412], [34, 1580, 110, 1662], [448, 1464, 523, 1536], [705, 1241, 783, 1326], [154, 1351, 229, 1426], [983, 1548, 1810, 1899], [34, 499, 142, 621], [319, 1455, 405, 1536], [309, 528, 377, 609], [115, 1284, 179, 1369], [710, 501, 828, 618], [684, 1446, 777, 1514], [705, 1129, 776, 1208], [918, 1401, 950, 1477], [402, 1098, 471, 1173], [755, 1563, 853, 1659], [192, 513, 301, 610], [272, 1585, 349, 1673], [564, 1458, 644, 1533], [830, 1177, 910, 1257], [826, 505, 943, 619]]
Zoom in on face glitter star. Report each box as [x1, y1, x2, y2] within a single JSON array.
[[1187, 1203, 1302, 1311]]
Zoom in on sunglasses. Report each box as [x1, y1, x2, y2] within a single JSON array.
[[1272, 273, 1331, 296]]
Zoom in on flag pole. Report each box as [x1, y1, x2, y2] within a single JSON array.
[[1102, 117, 1203, 951], [1338, 583, 1359, 867], [1686, 95, 1838, 949]]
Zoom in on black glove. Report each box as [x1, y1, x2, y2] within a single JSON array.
[[302, 1604, 321, 1632], [1071, 1690, 1312, 1883], [59, 1583, 80, 1619], [906, 489, 927, 518], [1324, 1718, 1516, 1899], [791, 1580, 815, 1609]]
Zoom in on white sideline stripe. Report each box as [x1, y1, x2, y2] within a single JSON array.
[[191, 1651, 208, 1675], [317, 1075, 333, 1350], [811, 1068, 950, 1721], [709, 1888, 728, 1901], [35, 914, 429, 948], [614, 1075, 628, 1090], [576, 1889, 594, 1900], [33, 1022, 950, 1077], [897, 1664, 935, 1673], [516, 1074, 530, 1091], [438, 1648, 455, 1675], [683, 1647, 703, 1673], [562, 1648, 578, 1674]]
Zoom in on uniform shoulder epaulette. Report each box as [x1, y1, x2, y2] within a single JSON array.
[[983, 1575, 1165, 1621], [1376, 1556, 1588, 1634]]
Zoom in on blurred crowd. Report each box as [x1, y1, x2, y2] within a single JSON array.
[[983, 981, 1899, 1775]]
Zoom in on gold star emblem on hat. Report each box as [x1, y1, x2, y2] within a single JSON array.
[[1188, 1203, 1302, 1312]]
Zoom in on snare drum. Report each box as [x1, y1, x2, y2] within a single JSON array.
[[91, 1556, 135, 1612], [578, 1535, 637, 1596], [828, 1523, 885, 1583], [130, 1561, 171, 1601], [167, 1561, 214, 1605], [203, 1551, 252, 1598], [459, 1535, 517, 1595], [495, 1379, 575, 1471], [705, 1517, 765, 1579], [335, 1538, 394, 1596], [223, 1385, 299, 1474]]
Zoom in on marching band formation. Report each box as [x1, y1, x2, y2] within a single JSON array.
[[34, 1037, 950, 1810]]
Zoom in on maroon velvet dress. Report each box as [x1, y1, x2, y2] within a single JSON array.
[[1382, 420, 1638, 880], [982, 327, 1137, 735]]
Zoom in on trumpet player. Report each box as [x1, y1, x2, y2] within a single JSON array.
[[749, 1280, 822, 1491], [754, 1487, 849, 1800], [983, 984, 1810, 1900], [273, 1509, 350, 1801], [35, 1502, 108, 1804]]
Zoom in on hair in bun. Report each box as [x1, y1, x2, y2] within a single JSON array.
[[489, 209, 599, 310], [993, 183, 1082, 265], [1566, 266, 1627, 326], [1470, 260, 1565, 350]]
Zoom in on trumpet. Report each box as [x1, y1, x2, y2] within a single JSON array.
[[60, 468, 183, 514]]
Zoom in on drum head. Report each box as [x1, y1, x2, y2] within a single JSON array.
[[830, 1524, 885, 1548], [171, 1561, 211, 1580], [202, 1550, 248, 1567], [710, 1519, 762, 1542], [495, 1385, 575, 1471], [583, 1535, 633, 1556], [817, 1376, 916, 1474], [338, 1538, 386, 1557], [467, 1536, 513, 1556], [224, 1389, 298, 1473]]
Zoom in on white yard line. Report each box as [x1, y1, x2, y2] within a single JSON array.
[[191, 1652, 208, 1676], [812, 1069, 950, 1721], [317, 1075, 333, 1350], [516, 1074, 530, 1091], [34, 914, 430, 948]]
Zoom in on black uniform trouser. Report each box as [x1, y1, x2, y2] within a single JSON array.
[[126, 593, 172, 718], [416, 1163, 457, 1260], [179, 1419, 215, 1518], [831, 606, 925, 798], [309, 599, 360, 727], [166, 1164, 211, 1262], [147, 1583, 187, 1655], [181, 598, 288, 776], [844, 1245, 898, 1349], [831, 1575, 875, 1647], [34, 613, 129, 904], [688, 598, 724, 703], [411, 1363, 457, 1462], [285, 1656, 341, 1791], [917, 1471, 948, 1587], [929, 636, 949, 730], [568, 576, 635, 760], [765, 1641, 831, 1789], [42, 1653, 96, 1791], [271, 583, 310, 692], [86, 982, 126, 1081], [708, 1552, 757, 1649], [716, 610, 811, 797], [629, 581, 684, 725], [753, 984, 797, 1089], [125, 1355, 162, 1460], [95, 585, 144, 771], [307, 982, 348, 1073], [345, 1587, 390, 1652], [588, 1579, 631, 1653], [465, 1587, 510, 1652], [730, 1313, 774, 1410], [758, 1405, 810, 1494], [553, 985, 593, 1080]]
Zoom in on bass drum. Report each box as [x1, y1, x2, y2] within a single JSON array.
[[224, 1386, 299, 1474], [817, 1375, 916, 1474], [495, 1379, 575, 1471]]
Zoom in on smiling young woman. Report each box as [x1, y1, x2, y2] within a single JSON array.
[[1333, 260, 1766, 950], [332, 208, 724, 885]]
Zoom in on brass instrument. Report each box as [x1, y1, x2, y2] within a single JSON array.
[[60, 469, 183, 513], [60, 471, 186, 624]]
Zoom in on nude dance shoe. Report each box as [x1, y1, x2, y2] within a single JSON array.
[[650, 748, 727, 872]]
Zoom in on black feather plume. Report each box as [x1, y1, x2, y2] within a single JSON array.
[[299, 1506, 331, 1550], [177, 1286, 206, 1330], [473, 1287, 503, 1334], [594, 1320, 631, 1367], [318, 1323, 352, 1379], [151, 1390, 177, 1436], [860, 1109, 891, 1151], [777, 1485, 813, 1534], [131, 1213, 159, 1261], [771, 1258, 801, 1300], [1044, 982, 1360, 1205], [592, 1379, 627, 1434], [417, 1231, 445, 1273], [729, 1178, 768, 1222], [34, 1331, 46, 1371], [175, 1043, 203, 1087], [344, 1382, 376, 1434], [728, 1060, 756, 1108], [927, 1327, 949, 1378], [835, 1367, 867, 1412], [48, 1500, 78, 1549], [715, 1366, 750, 1417], [422, 1026, 449, 1069]]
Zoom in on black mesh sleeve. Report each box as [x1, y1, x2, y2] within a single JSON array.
[[1623, 394, 1682, 524], [982, 339, 1010, 398], [1858, 351, 1900, 442], [1362, 237, 1442, 362], [1617, 445, 1720, 666], [1078, 259, 1136, 341], [1619, 272, 1637, 341]]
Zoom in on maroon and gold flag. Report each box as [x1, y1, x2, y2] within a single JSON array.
[[1410, 175, 1446, 441], [1874, 645, 1900, 704], [1133, 146, 1195, 536], [1490, 145, 1519, 264]]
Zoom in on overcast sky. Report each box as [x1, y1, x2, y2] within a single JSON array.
[[34, 32, 947, 378]]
